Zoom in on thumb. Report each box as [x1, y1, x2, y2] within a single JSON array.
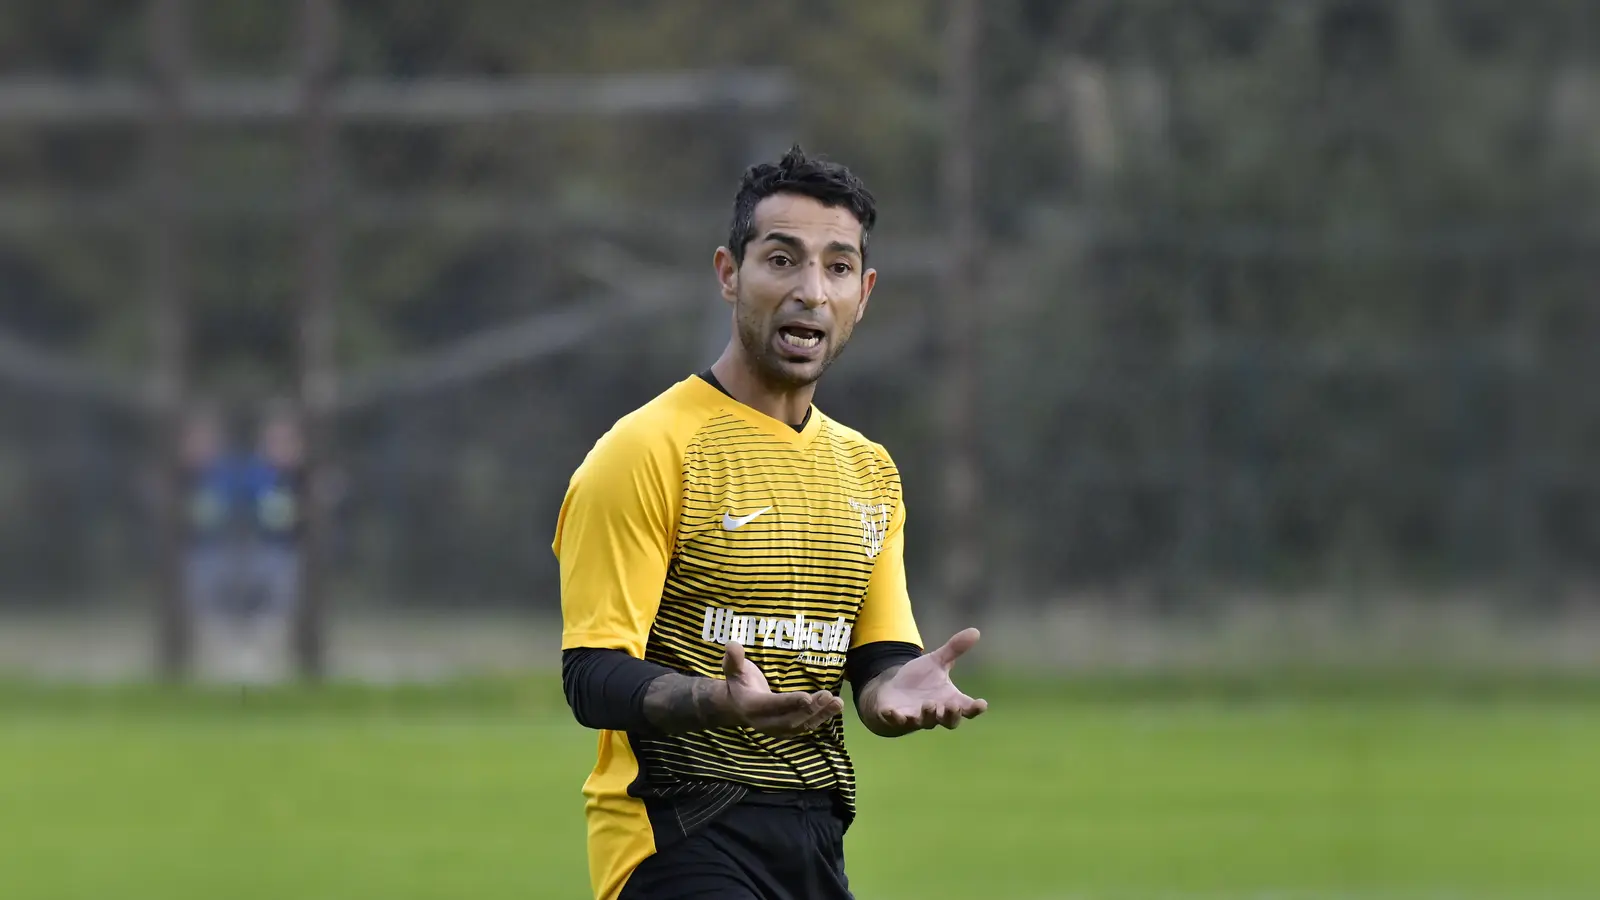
[[722, 642, 748, 682], [929, 627, 981, 668]]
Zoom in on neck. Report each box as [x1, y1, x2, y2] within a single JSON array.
[[710, 343, 816, 428]]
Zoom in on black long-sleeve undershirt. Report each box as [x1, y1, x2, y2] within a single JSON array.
[[561, 642, 923, 733], [560, 648, 678, 732]]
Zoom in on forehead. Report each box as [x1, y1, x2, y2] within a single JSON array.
[[749, 193, 863, 249]]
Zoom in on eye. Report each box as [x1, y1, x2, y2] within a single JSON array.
[[830, 262, 853, 275], [769, 253, 794, 267]]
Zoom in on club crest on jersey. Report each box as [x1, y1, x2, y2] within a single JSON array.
[[848, 499, 891, 559]]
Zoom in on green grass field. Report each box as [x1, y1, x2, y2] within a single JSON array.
[[3, 675, 1597, 899]]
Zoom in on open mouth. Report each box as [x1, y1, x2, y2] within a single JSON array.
[[778, 325, 824, 351]]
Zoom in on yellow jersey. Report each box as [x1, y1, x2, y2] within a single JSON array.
[[553, 373, 922, 900]]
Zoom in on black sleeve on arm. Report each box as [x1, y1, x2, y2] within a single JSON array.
[[562, 647, 678, 732], [845, 641, 923, 708]]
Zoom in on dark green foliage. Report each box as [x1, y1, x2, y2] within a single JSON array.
[[2, 1, 1598, 607]]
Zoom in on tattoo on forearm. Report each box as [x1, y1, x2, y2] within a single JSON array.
[[642, 674, 730, 734]]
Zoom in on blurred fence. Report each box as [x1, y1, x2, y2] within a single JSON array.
[[2, 1, 1599, 637]]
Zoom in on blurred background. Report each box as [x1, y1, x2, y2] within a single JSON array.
[[3, 2, 1599, 899]]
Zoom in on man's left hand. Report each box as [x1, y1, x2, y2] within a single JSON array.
[[858, 628, 988, 734]]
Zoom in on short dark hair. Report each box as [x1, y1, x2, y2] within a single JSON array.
[[727, 145, 877, 264]]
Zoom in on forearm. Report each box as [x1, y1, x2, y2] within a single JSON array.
[[561, 648, 742, 735], [639, 673, 741, 734], [562, 648, 676, 731]]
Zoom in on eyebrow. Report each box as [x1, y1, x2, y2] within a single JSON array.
[[759, 231, 863, 259]]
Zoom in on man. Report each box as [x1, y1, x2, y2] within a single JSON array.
[[232, 404, 308, 678], [244, 405, 306, 611], [555, 146, 987, 900], [180, 402, 306, 682], [178, 404, 236, 625]]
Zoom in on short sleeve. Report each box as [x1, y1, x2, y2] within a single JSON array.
[[553, 422, 680, 658], [849, 462, 923, 649]]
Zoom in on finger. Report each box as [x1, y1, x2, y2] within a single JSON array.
[[750, 690, 817, 717], [799, 714, 838, 734], [920, 701, 941, 730], [750, 690, 834, 732], [776, 698, 842, 736], [945, 690, 985, 718], [806, 691, 844, 724], [798, 697, 843, 732], [893, 704, 927, 730], [795, 690, 839, 717], [938, 704, 964, 729], [879, 705, 918, 731], [721, 642, 747, 681], [817, 691, 844, 717], [928, 627, 981, 668]]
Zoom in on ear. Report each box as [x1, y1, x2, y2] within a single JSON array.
[[713, 247, 740, 305], [855, 267, 877, 324]]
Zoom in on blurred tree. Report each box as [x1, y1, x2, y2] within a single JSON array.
[[1, 0, 1598, 609]]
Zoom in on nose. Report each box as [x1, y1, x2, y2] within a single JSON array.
[[794, 261, 826, 309]]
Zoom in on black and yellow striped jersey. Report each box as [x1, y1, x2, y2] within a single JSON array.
[[554, 373, 922, 900]]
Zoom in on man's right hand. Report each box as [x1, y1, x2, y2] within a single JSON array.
[[638, 644, 843, 736], [720, 642, 843, 736]]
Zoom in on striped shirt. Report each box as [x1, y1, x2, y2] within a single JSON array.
[[554, 373, 922, 900]]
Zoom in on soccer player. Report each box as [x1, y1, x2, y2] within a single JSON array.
[[555, 146, 988, 900]]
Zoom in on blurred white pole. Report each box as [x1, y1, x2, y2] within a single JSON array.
[[939, 0, 985, 620], [147, 0, 193, 680]]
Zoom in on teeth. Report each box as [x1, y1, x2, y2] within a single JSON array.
[[781, 331, 821, 349]]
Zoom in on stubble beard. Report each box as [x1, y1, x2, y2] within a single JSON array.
[[735, 296, 853, 392]]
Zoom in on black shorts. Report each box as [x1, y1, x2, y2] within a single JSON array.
[[619, 790, 853, 900]]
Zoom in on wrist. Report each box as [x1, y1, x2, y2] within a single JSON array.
[[708, 678, 744, 729], [856, 666, 913, 737], [640, 673, 744, 735]]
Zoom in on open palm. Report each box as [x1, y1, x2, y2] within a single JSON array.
[[862, 628, 988, 732], [722, 642, 844, 737]]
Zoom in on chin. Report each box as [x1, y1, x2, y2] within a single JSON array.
[[759, 357, 826, 389]]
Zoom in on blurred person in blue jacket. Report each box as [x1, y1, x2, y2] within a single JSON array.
[[180, 401, 306, 681], [178, 404, 237, 622], [241, 402, 307, 629]]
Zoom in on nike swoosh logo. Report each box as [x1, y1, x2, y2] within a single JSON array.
[[722, 507, 771, 531]]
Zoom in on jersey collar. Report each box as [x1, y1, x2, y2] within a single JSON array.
[[689, 373, 823, 449]]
